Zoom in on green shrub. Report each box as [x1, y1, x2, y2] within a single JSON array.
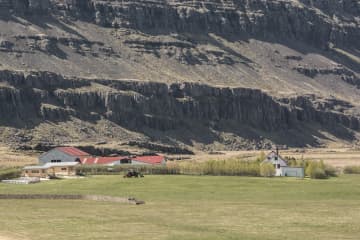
[[343, 166, 360, 174], [260, 163, 275, 177], [305, 161, 318, 177], [0, 168, 22, 180], [305, 161, 336, 179], [324, 165, 338, 177], [311, 168, 328, 179], [256, 152, 266, 163]]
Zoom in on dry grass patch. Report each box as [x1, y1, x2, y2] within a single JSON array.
[[0, 146, 38, 167], [188, 148, 360, 167]]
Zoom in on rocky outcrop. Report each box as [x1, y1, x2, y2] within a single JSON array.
[[299, 0, 360, 15], [281, 96, 360, 130], [293, 65, 360, 88], [0, 1, 359, 149], [1, 70, 359, 134], [84, 0, 360, 49], [126, 141, 194, 155], [0, 0, 50, 14], [2, 1, 358, 50]]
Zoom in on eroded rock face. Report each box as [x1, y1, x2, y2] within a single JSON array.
[[81, 0, 359, 49], [294, 66, 360, 88], [0, 70, 359, 134], [2, 0, 358, 50], [0, 0, 50, 14], [0, 1, 359, 149]]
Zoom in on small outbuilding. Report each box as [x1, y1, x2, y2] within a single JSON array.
[[262, 150, 304, 178], [22, 162, 79, 178]]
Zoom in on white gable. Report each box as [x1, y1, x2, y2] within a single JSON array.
[[262, 151, 287, 167]]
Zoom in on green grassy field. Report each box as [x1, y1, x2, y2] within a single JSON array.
[[1, 175, 360, 240]]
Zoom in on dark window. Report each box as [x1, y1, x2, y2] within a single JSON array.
[[61, 168, 67, 171], [42, 170, 45, 173], [275, 157, 278, 160], [51, 160, 62, 163], [277, 164, 280, 169], [120, 159, 131, 164], [31, 170, 39, 173]]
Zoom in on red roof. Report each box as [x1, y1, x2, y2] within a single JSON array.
[[56, 147, 90, 157], [80, 155, 165, 165], [132, 155, 165, 165], [80, 156, 128, 165]]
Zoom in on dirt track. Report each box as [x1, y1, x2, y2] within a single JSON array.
[[0, 194, 145, 205], [0, 235, 21, 240]]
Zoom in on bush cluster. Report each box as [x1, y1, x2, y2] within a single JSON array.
[[343, 166, 360, 174], [0, 168, 22, 180], [305, 160, 337, 179], [177, 159, 260, 176], [260, 163, 275, 177]]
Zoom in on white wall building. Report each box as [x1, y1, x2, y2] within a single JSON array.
[[262, 150, 304, 178]]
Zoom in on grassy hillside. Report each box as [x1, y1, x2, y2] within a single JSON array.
[[1, 175, 360, 239]]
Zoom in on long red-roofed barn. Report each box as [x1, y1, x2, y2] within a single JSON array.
[[80, 155, 166, 166]]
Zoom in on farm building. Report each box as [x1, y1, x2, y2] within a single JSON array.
[[80, 156, 130, 165], [39, 147, 166, 166], [263, 150, 304, 178], [129, 155, 166, 165], [22, 162, 79, 178], [80, 155, 166, 166], [39, 147, 90, 164]]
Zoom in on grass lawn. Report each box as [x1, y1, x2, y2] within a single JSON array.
[[1, 175, 360, 240]]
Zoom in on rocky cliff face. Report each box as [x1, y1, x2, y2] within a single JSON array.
[[3, 0, 358, 49], [0, 0, 359, 150], [1, 69, 359, 150], [67, 0, 360, 50], [0, 0, 50, 13]]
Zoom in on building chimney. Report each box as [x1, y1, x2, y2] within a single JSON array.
[[276, 146, 279, 156]]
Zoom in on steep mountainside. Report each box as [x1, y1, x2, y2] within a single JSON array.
[[0, 0, 359, 152]]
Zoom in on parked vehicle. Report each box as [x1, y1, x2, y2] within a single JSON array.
[[123, 169, 144, 178]]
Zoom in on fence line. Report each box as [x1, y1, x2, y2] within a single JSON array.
[[0, 194, 145, 204]]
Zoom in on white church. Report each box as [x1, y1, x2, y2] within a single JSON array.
[[262, 149, 304, 178]]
